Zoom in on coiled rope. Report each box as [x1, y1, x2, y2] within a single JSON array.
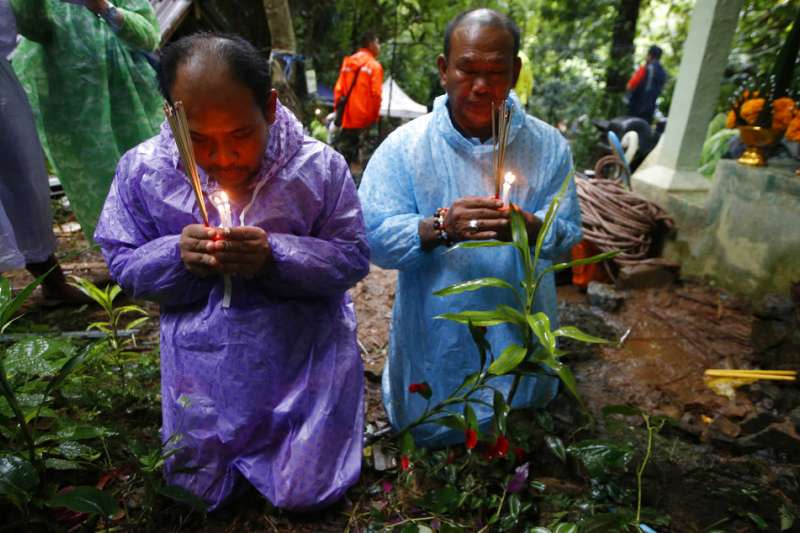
[[575, 169, 674, 267]]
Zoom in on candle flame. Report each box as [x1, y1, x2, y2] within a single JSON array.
[[211, 190, 230, 206], [504, 172, 516, 185]]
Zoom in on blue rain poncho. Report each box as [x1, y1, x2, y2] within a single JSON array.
[[359, 93, 582, 447], [95, 102, 370, 510]]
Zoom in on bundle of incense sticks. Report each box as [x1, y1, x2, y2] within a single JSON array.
[[163, 101, 210, 226], [704, 369, 797, 382], [491, 99, 513, 198]]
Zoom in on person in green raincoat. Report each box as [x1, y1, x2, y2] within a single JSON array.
[[10, 0, 162, 241]]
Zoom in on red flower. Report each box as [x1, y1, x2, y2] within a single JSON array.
[[400, 455, 410, 471], [408, 382, 432, 399], [465, 428, 478, 449], [513, 447, 526, 463], [493, 435, 509, 457]]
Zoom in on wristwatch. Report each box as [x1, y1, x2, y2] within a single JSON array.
[[99, 1, 121, 32]]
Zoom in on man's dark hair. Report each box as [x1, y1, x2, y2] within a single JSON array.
[[360, 31, 378, 49], [648, 45, 663, 60], [443, 9, 520, 60], [158, 32, 272, 115]]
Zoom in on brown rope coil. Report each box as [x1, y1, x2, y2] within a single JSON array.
[[575, 173, 674, 267]]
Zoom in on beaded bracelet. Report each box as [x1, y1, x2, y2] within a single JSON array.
[[433, 207, 452, 246]]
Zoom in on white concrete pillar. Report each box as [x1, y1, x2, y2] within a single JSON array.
[[634, 0, 743, 193]]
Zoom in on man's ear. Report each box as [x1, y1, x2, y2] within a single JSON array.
[[511, 55, 522, 86], [436, 54, 448, 88], [266, 89, 278, 125]]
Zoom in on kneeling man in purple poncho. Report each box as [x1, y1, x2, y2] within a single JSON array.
[[94, 33, 370, 511]]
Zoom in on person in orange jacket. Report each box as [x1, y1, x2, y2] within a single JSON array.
[[333, 32, 383, 171]]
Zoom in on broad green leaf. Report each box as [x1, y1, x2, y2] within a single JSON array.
[[780, 504, 795, 531], [436, 310, 509, 327], [434, 277, 513, 297], [44, 458, 82, 471], [1, 270, 52, 333], [510, 209, 531, 273], [0, 393, 45, 419], [46, 486, 119, 517], [554, 364, 583, 409], [553, 326, 609, 344], [533, 170, 572, 270], [0, 361, 34, 452], [527, 312, 556, 353], [419, 485, 459, 514], [449, 240, 513, 250], [433, 414, 466, 430], [157, 484, 208, 513], [55, 441, 98, 461], [544, 250, 619, 274], [544, 435, 566, 463], [39, 345, 92, 416], [400, 431, 415, 455], [745, 512, 768, 530], [0, 277, 11, 308], [528, 528, 552, 533], [69, 277, 108, 307], [108, 285, 123, 303], [126, 316, 149, 330], [54, 425, 115, 442], [3, 337, 59, 380], [567, 440, 634, 477], [489, 343, 527, 375], [602, 404, 643, 418], [464, 403, 478, 431], [553, 524, 578, 533], [493, 391, 509, 434], [496, 304, 528, 327], [468, 323, 490, 370], [455, 370, 481, 394], [0, 455, 39, 508], [87, 322, 111, 333]]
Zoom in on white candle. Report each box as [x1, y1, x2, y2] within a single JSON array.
[[502, 172, 516, 209], [212, 191, 232, 229], [211, 191, 233, 308]]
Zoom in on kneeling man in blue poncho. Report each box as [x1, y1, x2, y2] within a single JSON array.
[[359, 9, 582, 447]]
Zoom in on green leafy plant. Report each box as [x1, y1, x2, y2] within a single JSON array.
[[389, 172, 617, 530], [564, 404, 672, 532], [126, 435, 206, 530], [70, 277, 149, 391], [397, 172, 616, 448], [0, 274, 116, 526]]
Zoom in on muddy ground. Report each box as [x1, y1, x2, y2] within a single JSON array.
[[4, 213, 799, 531]]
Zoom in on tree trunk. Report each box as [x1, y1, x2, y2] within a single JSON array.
[[262, 0, 304, 122], [262, 0, 296, 53], [605, 0, 642, 116]]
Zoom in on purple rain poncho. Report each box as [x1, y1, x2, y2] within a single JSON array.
[[94, 102, 370, 511]]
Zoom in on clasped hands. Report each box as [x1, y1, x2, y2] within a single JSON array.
[[445, 196, 521, 243], [180, 224, 271, 278]]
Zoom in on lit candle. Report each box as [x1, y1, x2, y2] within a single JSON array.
[[211, 191, 232, 229], [502, 172, 516, 210], [211, 191, 233, 308]]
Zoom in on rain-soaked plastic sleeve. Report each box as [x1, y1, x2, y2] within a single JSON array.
[[264, 164, 370, 298], [96, 158, 215, 306]]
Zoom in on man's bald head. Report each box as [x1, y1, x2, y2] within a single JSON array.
[[158, 33, 272, 116], [443, 8, 520, 61]]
